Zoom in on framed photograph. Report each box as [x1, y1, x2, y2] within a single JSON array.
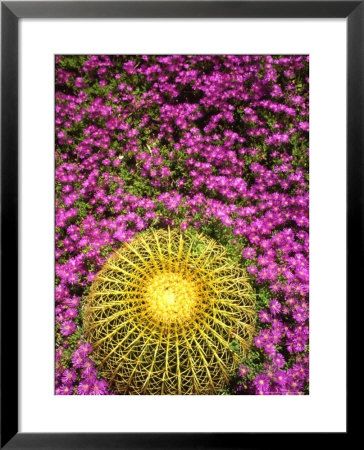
[[1, 1, 354, 447]]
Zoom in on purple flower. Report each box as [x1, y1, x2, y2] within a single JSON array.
[[80, 358, 95, 377], [292, 307, 308, 323], [89, 379, 108, 395], [253, 374, 270, 393], [59, 384, 73, 395], [269, 299, 282, 315], [242, 247, 256, 259], [64, 308, 78, 319], [78, 342, 92, 356], [64, 296, 80, 308], [238, 365, 250, 378], [264, 342, 277, 357], [274, 370, 288, 386], [61, 368, 77, 385], [272, 353, 285, 368], [76, 378, 94, 395], [259, 309, 272, 323], [71, 350, 85, 369], [60, 320, 76, 336]]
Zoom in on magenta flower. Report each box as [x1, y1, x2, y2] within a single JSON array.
[[61, 368, 77, 385], [59, 384, 73, 395], [253, 374, 270, 393], [76, 378, 93, 395], [238, 365, 250, 378], [60, 320, 76, 336], [64, 308, 78, 319], [272, 353, 285, 368], [71, 350, 85, 369], [269, 299, 282, 315], [274, 370, 288, 386], [89, 379, 108, 395], [78, 342, 92, 356], [242, 247, 256, 259]]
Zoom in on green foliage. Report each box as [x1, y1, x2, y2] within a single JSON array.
[[228, 339, 240, 353], [74, 199, 92, 220], [59, 55, 88, 71]]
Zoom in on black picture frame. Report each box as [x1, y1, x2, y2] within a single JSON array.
[[1, 1, 355, 448]]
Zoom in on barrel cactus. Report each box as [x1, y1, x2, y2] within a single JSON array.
[[84, 228, 255, 395]]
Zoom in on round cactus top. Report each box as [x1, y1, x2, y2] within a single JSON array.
[[84, 227, 255, 395]]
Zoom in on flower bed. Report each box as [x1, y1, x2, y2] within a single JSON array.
[[55, 55, 309, 395]]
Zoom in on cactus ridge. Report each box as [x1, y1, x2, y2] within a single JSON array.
[[84, 228, 255, 395]]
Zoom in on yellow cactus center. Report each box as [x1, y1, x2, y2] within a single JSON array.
[[147, 273, 197, 322], [84, 228, 256, 395]]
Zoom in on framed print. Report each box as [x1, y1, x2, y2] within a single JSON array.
[[1, 1, 355, 448]]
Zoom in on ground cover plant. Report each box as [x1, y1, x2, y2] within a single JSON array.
[[55, 55, 309, 395]]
